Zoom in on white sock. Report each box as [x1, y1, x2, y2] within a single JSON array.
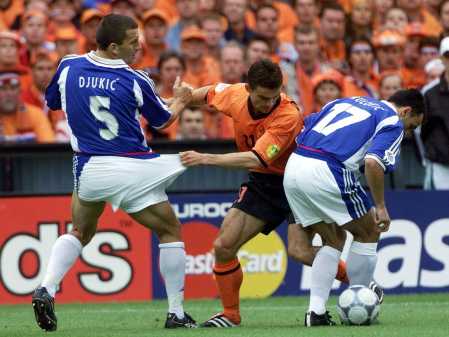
[[346, 241, 377, 286], [309, 246, 341, 315], [41, 234, 82, 297], [159, 242, 186, 319]]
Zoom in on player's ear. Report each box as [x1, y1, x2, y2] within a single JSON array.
[[244, 83, 251, 93], [108, 43, 120, 56], [402, 106, 412, 117]]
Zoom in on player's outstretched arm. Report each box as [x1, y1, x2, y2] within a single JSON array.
[[180, 150, 262, 169], [364, 158, 391, 232], [161, 76, 193, 128]]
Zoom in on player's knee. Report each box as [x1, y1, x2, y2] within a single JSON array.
[[213, 237, 236, 260]]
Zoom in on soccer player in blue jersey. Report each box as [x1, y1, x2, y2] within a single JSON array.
[[283, 90, 425, 327], [31, 14, 197, 331]]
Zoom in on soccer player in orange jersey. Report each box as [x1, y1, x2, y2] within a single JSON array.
[[180, 59, 349, 328]]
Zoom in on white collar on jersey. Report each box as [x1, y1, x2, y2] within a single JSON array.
[[86, 51, 128, 68], [381, 100, 399, 114]]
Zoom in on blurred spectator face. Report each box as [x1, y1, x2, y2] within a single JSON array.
[[320, 9, 345, 42], [379, 74, 402, 99], [160, 57, 185, 88], [424, 58, 444, 82], [0, 0, 11, 9], [202, 18, 223, 49], [377, 45, 403, 71], [351, 0, 373, 27], [441, 2, 449, 31], [220, 45, 245, 83], [182, 38, 207, 61], [0, 79, 20, 115], [420, 45, 439, 68], [315, 81, 341, 108], [396, 0, 422, 11], [375, 0, 394, 15], [349, 41, 374, 73], [22, 14, 48, 47], [403, 37, 420, 68], [136, 0, 156, 12], [179, 108, 205, 139], [81, 18, 101, 46], [0, 38, 18, 67], [385, 8, 408, 32], [144, 17, 168, 45], [247, 40, 270, 65], [177, 0, 199, 20], [50, 0, 76, 24], [256, 7, 278, 40], [223, 0, 247, 25], [111, 0, 136, 18], [294, 30, 319, 64], [26, 0, 48, 12], [55, 39, 78, 59], [32, 59, 55, 92], [199, 0, 216, 12], [295, 0, 318, 26]]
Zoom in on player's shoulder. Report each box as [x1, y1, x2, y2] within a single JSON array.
[[277, 93, 302, 119], [126, 68, 157, 90], [58, 53, 86, 67], [211, 83, 247, 96]]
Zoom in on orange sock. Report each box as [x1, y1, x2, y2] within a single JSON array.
[[213, 258, 243, 324], [336, 260, 349, 284]]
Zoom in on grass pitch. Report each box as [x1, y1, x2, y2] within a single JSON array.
[[1, 293, 448, 337]]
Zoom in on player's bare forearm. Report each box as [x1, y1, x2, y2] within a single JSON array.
[[180, 150, 263, 169], [189, 86, 212, 107], [364, 158, 385, 208]]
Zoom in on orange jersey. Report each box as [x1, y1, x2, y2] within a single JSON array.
[[206, 83, 303, 175]]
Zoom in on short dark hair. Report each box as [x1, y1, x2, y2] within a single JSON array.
[[96, 14, 138, 50], [387, 89, 425, 116], [157, 50, 186, 71], [247, 59, 283, 90], [320, 1, 345, 18]]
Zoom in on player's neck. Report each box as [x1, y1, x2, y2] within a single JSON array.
[[94, 49, 119, 60]]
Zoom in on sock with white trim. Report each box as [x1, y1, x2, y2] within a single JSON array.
[[346, 241, 378, 286], [159, 242, 186, 319], [309, 246, 341, 315], [41, 234, 83, 298]]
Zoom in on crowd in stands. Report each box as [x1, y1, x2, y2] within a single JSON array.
[[1, 0, 449, 143]]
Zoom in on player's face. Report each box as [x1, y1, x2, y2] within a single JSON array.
[[400, 108, 423, 134], [248, 85, 281, 114], [116, 28, 140, 64]]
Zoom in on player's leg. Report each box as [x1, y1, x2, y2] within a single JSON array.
[[202, 208, 266, 327], [32, 192, 105, 331], [342, 208, 380, 287], [129, 201, 196, 328], [287, 224, 349, 283]]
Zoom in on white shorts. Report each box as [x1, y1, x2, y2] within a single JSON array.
[[73, 154, 186, 213], [283, 153, 372, 227]]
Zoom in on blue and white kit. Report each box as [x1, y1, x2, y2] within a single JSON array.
[[46, 52, 185, 212], [283, 96, 404, 226]]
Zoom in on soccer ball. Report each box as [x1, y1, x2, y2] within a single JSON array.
[[336, 285, 380, 325]]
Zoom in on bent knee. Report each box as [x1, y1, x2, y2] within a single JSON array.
[[213, 237, 237, 260]]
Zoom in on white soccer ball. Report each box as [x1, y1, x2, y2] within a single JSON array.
[[337, 285, 380, 325]]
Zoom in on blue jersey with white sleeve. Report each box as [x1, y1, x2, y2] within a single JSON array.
[[295, 97, 404, 173], [45, 52, 171, 156]]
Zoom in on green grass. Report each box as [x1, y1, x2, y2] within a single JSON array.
[[1, 294, 449, 337]]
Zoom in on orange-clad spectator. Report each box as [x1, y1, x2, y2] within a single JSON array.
[[155, 0, 179, 24], [311, 69, 344, 112], [373, 0, 394, 28], [396, 0, 442, 37], [254, 4, 297, 63], [384, 7, 408, 33], [19, 10, 54, 68], [346, 0, 374, 45], [177, 107, 207, 139], [48, 0, 78, 31], [293, 0, 320, 30], [220, 42, 246, 84], [133, 9, 169, 74], [372, 29, 406, 73], [378, 71, 403, 99], [281, 25, 329, 115], [0, 31, 31, 89], [79, 9, 103, 54], [200, 12, 226, 61], [110, 0, 138, 20], [54, 26, 80, 61], [319, 2, 347, 72], [0, 0, 24, 30], [223, 0, 256, 46], [245, 35, 270, 68], [343, 37, 379, 98], [198, 0, 220, 14], [0, 70, 54, 143], [401, 23, 428, 88], [246, 0, 298, 44], [181, 26, 220, 88], [166, 0, 199, 51], [441, 1, 449, 39]]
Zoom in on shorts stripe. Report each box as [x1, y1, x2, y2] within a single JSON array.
[[328, 164, 358, 219], [345, 169, 366, 217]]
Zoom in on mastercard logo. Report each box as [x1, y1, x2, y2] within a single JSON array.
[[239, 231, 287, 298]]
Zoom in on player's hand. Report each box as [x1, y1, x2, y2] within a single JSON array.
[[374, 206, 390, 233], [173, 76, 193, 103], [180, 151, 207, 166]]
